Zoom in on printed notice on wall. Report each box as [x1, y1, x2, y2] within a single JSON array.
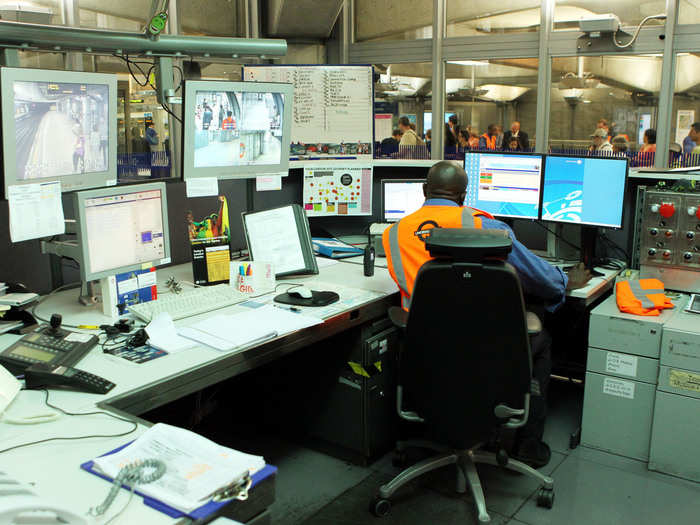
[[669, 369, 700, 393], [8, 181, 65, 242], [602, 377, 635, 399], [605, 352, 638, 378]]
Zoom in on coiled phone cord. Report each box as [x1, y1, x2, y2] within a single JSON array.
[[90, 458, 166, 518]]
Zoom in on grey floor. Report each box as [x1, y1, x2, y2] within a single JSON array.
[[263, 382, 700, 525]]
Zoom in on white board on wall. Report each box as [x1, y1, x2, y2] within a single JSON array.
[[243, 65, 374, 162]]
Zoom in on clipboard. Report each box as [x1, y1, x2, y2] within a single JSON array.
[[80, 441, 277, 520]]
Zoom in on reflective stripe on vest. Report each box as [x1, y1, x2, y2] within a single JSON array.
[[627, 281, 665, 309], [388, 206, 484, 310], [481, 134, 496, 150], [388, 223, 412, 309]]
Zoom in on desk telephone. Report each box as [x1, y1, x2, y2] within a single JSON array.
[[0, 314, 115, 394]]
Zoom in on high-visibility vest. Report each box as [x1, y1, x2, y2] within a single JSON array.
[[222, 117, 236, 130], [480, 133, 497, 150], [382, 204, 494, 310], [616, 278, 674, 316]]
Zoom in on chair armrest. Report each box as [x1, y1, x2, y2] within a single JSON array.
[[388, 306, 408, 330], [526, 311, 542, 335], [495, 394, 531, 429]]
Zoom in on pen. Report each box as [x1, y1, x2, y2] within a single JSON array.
[[274, 304, 301, 313]]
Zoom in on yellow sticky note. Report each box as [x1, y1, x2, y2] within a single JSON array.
[[348, 361, 370, 378], [374, 361, 382, 372], [141, 262, 153, 270]]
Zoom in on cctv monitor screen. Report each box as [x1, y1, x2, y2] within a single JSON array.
[[1, 68, 117, 197], [75, 182, 171, 281], [182, 80, 293, 180], [542, 155, 628, 228], [463, 152, 543, 220], [382, 179, 425, 222]]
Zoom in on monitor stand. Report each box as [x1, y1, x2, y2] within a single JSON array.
[[581, 226, 605, 277]]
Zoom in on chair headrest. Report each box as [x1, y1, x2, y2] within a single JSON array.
[[425, 228, 512, 261]]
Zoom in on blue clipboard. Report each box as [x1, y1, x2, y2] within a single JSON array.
[[80, 441, 277, 520]]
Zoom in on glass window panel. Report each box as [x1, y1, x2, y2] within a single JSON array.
[[355, 0, 432, 42], [443, 58, 539, 158], [447, 1, 541, 37], [671, 54, 700, 168], [554, 1, 665, 31], [678, 1, 700, 26], [78, 1, 150, 30], [549, 55, 660, 167], [0, 1, 62, 25]]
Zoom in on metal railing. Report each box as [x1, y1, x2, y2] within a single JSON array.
[[117, 151, 172, 180]]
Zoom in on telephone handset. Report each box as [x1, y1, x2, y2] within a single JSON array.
[[0, 472, 88, 525]]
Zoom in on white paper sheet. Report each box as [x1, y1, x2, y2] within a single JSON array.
[[92, 423, 265, 513], [255, 174, 283, 191], [244, 206, 307, 274], [145, 313, 197, 354], [315, 256, 340, 268], [8, 181, 64, 242], [186, 177, 219, 198]]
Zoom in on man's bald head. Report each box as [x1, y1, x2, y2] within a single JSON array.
[[423, 161, 468, 205]]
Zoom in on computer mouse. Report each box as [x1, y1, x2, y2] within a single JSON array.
[[289, 286, 313, 299]]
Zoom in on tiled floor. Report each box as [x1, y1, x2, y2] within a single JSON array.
[[261, 381, 700, 525]]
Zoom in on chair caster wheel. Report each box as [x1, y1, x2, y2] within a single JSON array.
[[369, 495, 391, 517], [536, 487, 555, 509], [392, 451, 408, 467]]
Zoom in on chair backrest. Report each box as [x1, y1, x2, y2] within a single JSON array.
[[401, 232, 532, 449]]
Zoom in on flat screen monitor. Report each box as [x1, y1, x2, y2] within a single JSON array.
[[463, 151, 543, 220], [1, 67, 117, 198], [382, 179, 425, 222], [182, 80, 293, 180], [74, 182, 171, 281], [541, 155, 628, 228]]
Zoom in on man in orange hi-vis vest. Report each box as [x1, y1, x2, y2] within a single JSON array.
[[383, 161, 592, 468]]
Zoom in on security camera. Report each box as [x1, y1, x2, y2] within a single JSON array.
[[578, 14, 621, 34]]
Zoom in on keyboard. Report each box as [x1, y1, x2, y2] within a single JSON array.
[[129, 284, 248, 322]]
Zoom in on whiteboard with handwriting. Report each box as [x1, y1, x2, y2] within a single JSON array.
[[243, 65, 373, 161]]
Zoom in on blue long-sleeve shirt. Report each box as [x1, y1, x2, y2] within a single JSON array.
[[683, 135, 696, 155], [424, 199, 568, 312]]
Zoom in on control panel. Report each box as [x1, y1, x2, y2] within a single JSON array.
[[641, 190, 700, 292]]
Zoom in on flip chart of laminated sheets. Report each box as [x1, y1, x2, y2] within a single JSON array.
[[243, 65, 374, 161]]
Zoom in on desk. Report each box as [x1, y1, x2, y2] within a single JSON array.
[[0, 258, 399, 524], [564, 267, 623, 307]]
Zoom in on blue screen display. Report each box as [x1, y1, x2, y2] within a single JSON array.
[[464, 152, 543, 219], [542, 156, 627, 228]]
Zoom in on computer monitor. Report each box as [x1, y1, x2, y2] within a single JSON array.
[[182, 80, 293, 180], [381, 179, 425, 222], [541, 155, 628, 228], [1, 67, 117, 198], [74, 182, 171, 281], [463, 151, 543, 220]]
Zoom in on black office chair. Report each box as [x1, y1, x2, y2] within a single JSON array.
[[371, 228, 554, 523]]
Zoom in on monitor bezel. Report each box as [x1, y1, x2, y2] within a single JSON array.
[[541, 153, 629, 230], [1, 67, 118, 199], [74, 181, 171, 282], [381, 178, 426, 223], [182, 79, 293, 180], [463, 150, 544, 221]]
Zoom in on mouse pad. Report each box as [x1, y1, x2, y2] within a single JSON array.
[[274, 291, 339, 307]]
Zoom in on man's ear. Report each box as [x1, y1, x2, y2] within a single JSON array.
[[458, 192, 466, 206], [423, 183, 428, 198]]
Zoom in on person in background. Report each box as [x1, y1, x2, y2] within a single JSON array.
[[611, 135, 629, 156], [638, 128, 656, 167], [131, 126, 148, 154], [410, 122, 417, 132], [446, 114, 460, 145], [381, 129, 402, 154], [398, 116, 424, 147], [145, 122, 159, 150], [425, 129, 432, 144], [596, 118, 611, 138], [683, 122, 700, 154], [468, 131, 480, 149], [590, 128, 613, 154], [478, 124, 498, 150], [495, 125, 504, 149], [505, 136, 522, 152], [502, 120, 530, 151], [457, 129, 469, 149]]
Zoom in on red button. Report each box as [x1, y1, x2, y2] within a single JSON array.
[[659, 203, 675, 218], [696, 207, 700, 220]]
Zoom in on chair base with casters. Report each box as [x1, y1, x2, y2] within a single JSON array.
[[370, 442, 554, 523]]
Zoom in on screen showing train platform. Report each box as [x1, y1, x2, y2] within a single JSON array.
[[464, 152, 543, 220], [13, 80, 109, 180], [542, 156, 627, 228], [193, 89, 285, 168]]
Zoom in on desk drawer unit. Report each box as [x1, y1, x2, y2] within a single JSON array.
[[649, 366, 700, 482], [660, 309, 700, 371]]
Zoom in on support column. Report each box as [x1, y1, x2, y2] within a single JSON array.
[[169, 0, 183, 181], [654, 0, 677, 169], [61, 0, 83, 71], [534, 0, 554, 153], [431, 0, 446, 160], [341, 0, 352, 63]]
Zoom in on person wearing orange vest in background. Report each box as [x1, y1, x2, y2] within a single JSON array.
[[383, 161, 592, 469], [478, 124, 498, 150], [222, 111, 236, 130]]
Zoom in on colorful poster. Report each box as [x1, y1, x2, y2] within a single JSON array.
[[186, 196, 231, 285], [302, 165, 373, 217]]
